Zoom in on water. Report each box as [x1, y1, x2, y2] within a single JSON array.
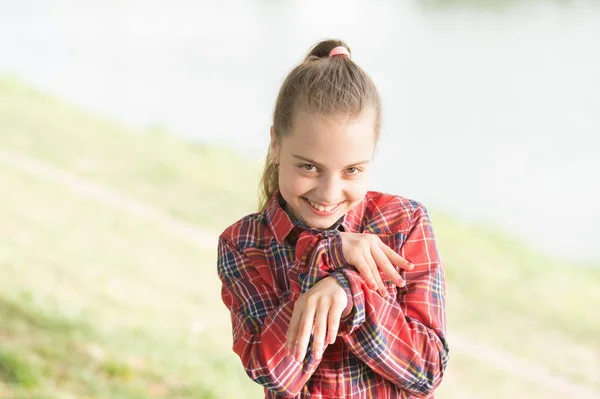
[[1, 0, 598, 262]]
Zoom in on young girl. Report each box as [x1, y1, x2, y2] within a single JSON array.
[[217, 39, 449, 398]]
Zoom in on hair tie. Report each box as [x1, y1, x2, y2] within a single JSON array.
[[329, 46, 350, 59]]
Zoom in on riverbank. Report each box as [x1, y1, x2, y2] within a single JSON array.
[[1, 77, 598, 398]]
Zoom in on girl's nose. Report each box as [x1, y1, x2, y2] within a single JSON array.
[[317, 175, 342, 203]]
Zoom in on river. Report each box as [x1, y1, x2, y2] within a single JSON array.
[[1, 0, 598, 262]]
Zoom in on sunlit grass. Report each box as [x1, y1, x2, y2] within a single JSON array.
[[433, 211, 600, 389], [0, 76, 259, 233], [437, 350, 570, 399], [0, 165, 261, 398]]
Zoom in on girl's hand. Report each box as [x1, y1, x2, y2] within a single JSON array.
[[286, 276, 347, 362], [340, 232, 413, 297]]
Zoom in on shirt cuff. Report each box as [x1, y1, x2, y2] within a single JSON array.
[[332, 271, 353, 326], [332, 269, 367, 335], [327, 230, 348, 270]]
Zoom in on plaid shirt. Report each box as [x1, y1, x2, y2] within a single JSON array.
[[218, 190, 449, 398]]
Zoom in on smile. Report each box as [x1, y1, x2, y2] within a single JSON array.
[[304, 198, 343, 213]]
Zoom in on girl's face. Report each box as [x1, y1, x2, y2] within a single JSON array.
[[271, 107, 377, 230]]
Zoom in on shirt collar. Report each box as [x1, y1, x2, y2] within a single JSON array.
[[265, 189, 368, 245], [265, 190, 296, 246]]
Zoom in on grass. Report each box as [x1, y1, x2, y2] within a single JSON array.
[[0, 75, 599, 397], [0, 76, 259, 233], [0, 165, 261, 398], [434, 211, 600, 388]]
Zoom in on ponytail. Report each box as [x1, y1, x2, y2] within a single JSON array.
[[258, 147, 279, 211]]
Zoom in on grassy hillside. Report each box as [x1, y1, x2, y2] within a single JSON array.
[[0, 76, 259, 232], [1, 76, 598, 398]]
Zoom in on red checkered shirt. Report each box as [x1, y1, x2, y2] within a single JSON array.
[[218, 190, 449, 398]]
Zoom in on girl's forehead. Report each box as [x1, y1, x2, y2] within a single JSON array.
[[282, 109, 377, 163], [288, 108, 378, 141]]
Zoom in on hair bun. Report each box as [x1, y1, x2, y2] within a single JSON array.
[[304, 39, 351, 62]]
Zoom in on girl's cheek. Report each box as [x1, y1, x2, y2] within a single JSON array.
[[348, 178, 368, 199], [281, 174, 308, 197], [290, 174, 311, 191]]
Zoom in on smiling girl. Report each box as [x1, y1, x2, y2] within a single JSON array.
[[217, 39, 449, 398]]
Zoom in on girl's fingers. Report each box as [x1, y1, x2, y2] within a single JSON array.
[[355, 251, 377, 291], [286, 306, 303, 357], [295, 304, 316, 362], [380, 243, 413, 270], [372, 244, 404, 288], [327, 302, 344, 345], [364, 247, 386, 296], [312, 301, 329, 359], [286, 276, 350, 362]]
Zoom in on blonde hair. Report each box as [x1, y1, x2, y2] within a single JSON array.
[[259, 39, 381, 210]]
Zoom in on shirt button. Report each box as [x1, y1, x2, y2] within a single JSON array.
[[333, 362, 341, 370]]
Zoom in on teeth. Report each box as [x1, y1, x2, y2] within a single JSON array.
[[307, 199, 337, 212]]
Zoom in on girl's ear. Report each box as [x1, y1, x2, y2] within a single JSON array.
[[269, 126, 280, 164]]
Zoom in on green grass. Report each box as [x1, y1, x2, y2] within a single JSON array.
[[0, 165, 261, 398], [437, 351, 571, 399], [0, 75, 599, 397], [434, 212, 600, 388], [0, 76, 259, 233]]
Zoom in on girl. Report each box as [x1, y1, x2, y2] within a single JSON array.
[[217, 39, 449, 398]]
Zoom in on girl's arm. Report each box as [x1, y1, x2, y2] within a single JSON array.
[[335, 203, 449, 397], [218, 234, 331, 398]]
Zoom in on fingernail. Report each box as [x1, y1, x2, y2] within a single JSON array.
[[371, 283, 377, 290], [407, 262, 414, 269]]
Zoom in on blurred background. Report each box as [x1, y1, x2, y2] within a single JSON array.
[[0, 0, 599, 398]]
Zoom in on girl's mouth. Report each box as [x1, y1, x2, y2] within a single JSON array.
[[303, 197, 342, 216]]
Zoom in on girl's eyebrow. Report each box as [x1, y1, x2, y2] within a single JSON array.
[[292, 154, 370, 169]]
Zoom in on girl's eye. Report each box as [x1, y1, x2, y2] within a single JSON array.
[[346, 167, 360, 175], [301, 164, 317, 172]]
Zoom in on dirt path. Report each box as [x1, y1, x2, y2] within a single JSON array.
[[1, 149, 598, 398], [0, 151, 215, 248]]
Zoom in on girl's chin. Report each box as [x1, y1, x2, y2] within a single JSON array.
[[301, 212, 340, 229]]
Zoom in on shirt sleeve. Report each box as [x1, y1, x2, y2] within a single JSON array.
[[337, 204, 450, 397], [217, 234, 325, 398]]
